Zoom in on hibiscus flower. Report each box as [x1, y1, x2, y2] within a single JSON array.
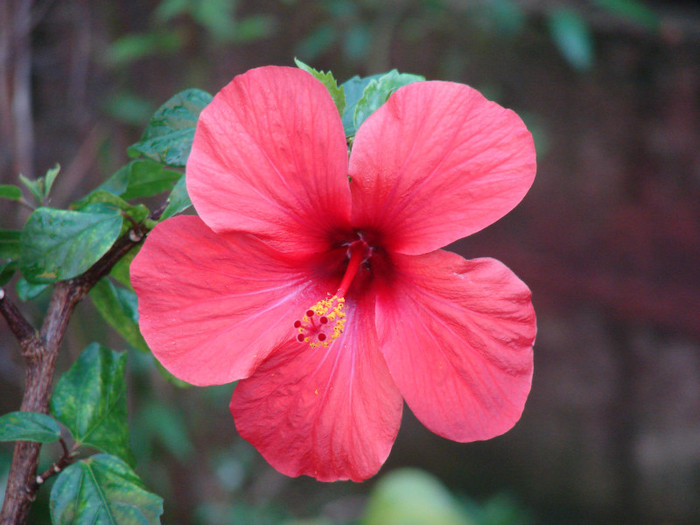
[[131, 66, 537, 482]]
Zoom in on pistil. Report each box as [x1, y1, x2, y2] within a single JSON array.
[[293, 239, 370, 348]]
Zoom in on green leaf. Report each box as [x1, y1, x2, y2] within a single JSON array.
[[44, 163, 61, 198], [20, 207, 123, 283], [94, 163, 132, 197], [340, 73, 384, 136], [160, 172, 192, 220], [50, 454, 163, 525], [0, 229, 22, 260], [90, 278, 150, 353], [16, 277, 50, 300], [108, 31, 182, 65], [353, 70, 425, 133], [120, 160, 181, 200], [294, 58, 345, 118], [73, 190, 149, 225], [19, 174, 44, 204], [50, 343, 134, 464], [362, 468, 472, 525], [0, 260, 18, 285], [128, 89, 213, 167], [591, 0, 658, 30], [0, 411, 61, 443], [232, 15, 276, 43], [548, 8, 594, 71], [110, 245, 140, 289], [0, 184, 23, 202], [86, 160, 181, 204]]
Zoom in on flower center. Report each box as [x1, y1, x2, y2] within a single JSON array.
[[293, 239, 369, 348]]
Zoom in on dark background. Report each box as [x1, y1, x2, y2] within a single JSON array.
[[1, 1, 699, 523]]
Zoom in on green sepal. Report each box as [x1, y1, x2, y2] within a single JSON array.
[[20, 207, 123, 283], [128, 88, 213, 167], [0, 411, 61, 443], [90, 278, 150, 353], [50, 343, 135, 465], [50, 453, 163, 525], [294, 58, 346, 118]]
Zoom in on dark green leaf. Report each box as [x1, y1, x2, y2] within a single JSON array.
[[16, 277, 50, 300], [128, 89, 213, 167], [0, 184, 22, 202], [73, 190, 149, 226], [548, 8, 594, 71], [0, 411, 61, 443], [0, 260, 18, 285], [84, 160, 180, 204], [591, 0, 658, 30], [50, 343, 134, 464], [120, 160, 181, 200], [110, 244, 140, 289], [160, 175, 192, 220], [108, 31, 182, 66], [95, 163, 132, 197], [50, 454, 163, 525], [232, 15, 276, 42], [90, 278, 150, 353], [295, 58, 345, 118], [20, 207, 123, 283], [353, 70, 425, 132], [0, 229, 22, 260]]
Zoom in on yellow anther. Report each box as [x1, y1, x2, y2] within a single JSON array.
[[294, 295, 346, 348]]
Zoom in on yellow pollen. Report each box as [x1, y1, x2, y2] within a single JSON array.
[[294, 295, 346, 348]]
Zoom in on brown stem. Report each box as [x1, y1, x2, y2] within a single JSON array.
[[32, 439, 78, 489], [0, 221, 150, 524]]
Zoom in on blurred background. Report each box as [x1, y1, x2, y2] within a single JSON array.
[[1, 0, 699, 523]]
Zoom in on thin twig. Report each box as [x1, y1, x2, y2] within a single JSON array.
[[32, 438, 78, 489]]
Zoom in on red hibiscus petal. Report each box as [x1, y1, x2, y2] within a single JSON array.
[[349, 81, 536, 255], [230, 293, 403, 481], [131, 215, 327, 386], [375, 251, 535, 442], [187, 66, 351, 255]]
